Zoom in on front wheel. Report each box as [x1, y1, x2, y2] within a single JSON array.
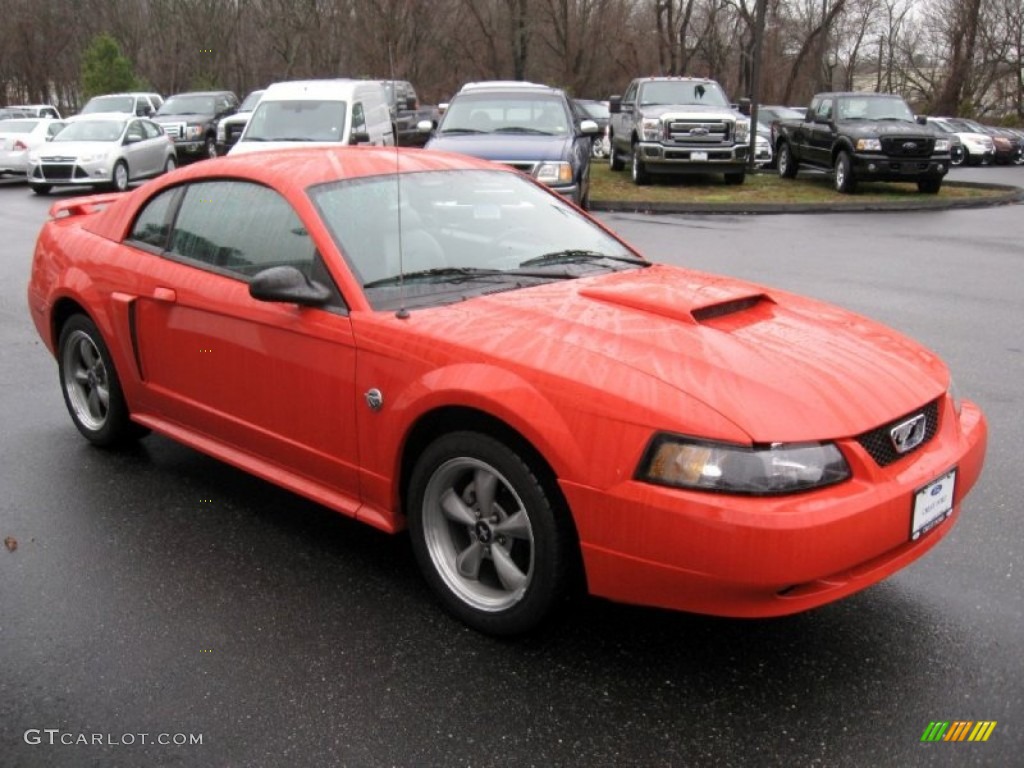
[[30, 183, 52, 195], [408, 431, 576, 636], [205, 135, 217, 159], [111, 160, 129, 192], [631, 145, 650, 185], [724, 171, 745, 185], [163, 155, 177, 174], [57, 315, 146, 446], [834, 151, 857, 194], [917, 178, 942, 194]]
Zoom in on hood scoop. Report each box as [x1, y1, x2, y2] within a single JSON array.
[[580, 280, 774, 326]]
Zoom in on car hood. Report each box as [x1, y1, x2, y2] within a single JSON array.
[[36, 141, 116, 157], [153, 113, 211, 122], [638, 104, 741, 120], [836, 120, 935, 139], [406, 264, 947, 443], [425, 133, 573, 162]]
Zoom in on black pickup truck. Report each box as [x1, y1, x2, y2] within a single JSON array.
[[774, 92, 952, 193], [383, 80, 439, 148]]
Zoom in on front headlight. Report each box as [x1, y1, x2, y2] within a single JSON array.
[[77, 153, 104, 164], [638, 436, 851, 495], [855, 138, 882, 151], [534, 162, 573, 185], [640, 117, 662, 141], [734, 119, 750, 143], [185, 125, 204, 140], [934, 139, 951, 152]]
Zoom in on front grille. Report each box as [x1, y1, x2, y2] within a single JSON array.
[[855, 400, 940, 467], [39, 163, 78, 180], [881, 136, 934, 157], [665, 118, 732, 145], [163, 122, 185, 140]]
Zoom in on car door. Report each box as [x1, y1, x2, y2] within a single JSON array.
[[122, 119, 150, 178], [808, 97, 835, 166], [140, 120, 166, 173], [125, 179, 361, 504]]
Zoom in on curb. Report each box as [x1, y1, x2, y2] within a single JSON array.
[[589, 181, 1024, 215]]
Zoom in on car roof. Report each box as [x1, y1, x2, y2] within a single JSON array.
[[459, 81, 551, 92], [165, 90, 235, 97], [66, 113, 132, 122], [261, 79, 379, 99]]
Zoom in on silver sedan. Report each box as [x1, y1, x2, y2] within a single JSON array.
[[26, 114, 177, 195]]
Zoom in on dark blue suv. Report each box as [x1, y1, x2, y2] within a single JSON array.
[[425, 82, 599, 209]]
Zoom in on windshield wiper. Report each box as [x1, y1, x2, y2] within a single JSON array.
[[441, 128, 486, 135], [493, 127, 554, 135], [518, 250, 648, 268], [364, 266, 580, 289]]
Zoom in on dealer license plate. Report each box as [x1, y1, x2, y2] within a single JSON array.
[[911, 468, 957, 540], [691, 151, 708, 161]]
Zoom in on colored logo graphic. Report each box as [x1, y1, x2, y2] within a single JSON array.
[[921, 721, 997, 742]]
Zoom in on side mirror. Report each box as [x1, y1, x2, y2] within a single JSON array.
[[737, 98, 751, 116], [608, 96, 622, 114], [350, 129, 370, 145], [249, 266, 330, 306], [916, 115, 927, 125], [579, 119, 599, 135]]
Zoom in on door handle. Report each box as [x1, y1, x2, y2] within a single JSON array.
[[152, 287, 177, 303]]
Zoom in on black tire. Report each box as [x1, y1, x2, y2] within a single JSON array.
[[950, 148, 965, 167], [834, 150, 857, 194], [111, 160, 129, 192], [205, 135, 217, 159], [631, 145, 650, 185], [608, 133, 624, 171], [407, 431, 576, 636], [724, 171, 745, 185], [917, 178, 942, 194], [777, 142, 798, 179], [30, 183, 52, 195], [57, 314, 147, 447], [164, 155, 177, 174]]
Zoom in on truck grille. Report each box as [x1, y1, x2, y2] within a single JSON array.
[[664, 118, 732, 145], [881, 136, 934, 157], [162, 122, 185, 140], [855, 400, 940, 467]]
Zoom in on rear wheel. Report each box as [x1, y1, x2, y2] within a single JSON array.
[[408, 431, 576, 636], [777, 142, 798, 178], [834, 151, 857, 194], [608, 133, 624, 171], [57, 314, 147, 446]]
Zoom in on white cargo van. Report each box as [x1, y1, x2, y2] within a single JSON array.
[[230, 79, 394, 154]]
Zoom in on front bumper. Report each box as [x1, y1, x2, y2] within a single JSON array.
[[563, 397, 986, 617], [851, 153, 949, 180], [174, 140, 207, 155], [637, 140, 749, 174], [28, 159, 112, 186]]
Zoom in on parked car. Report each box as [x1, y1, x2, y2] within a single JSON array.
[[79, 92, 164, 118], [152, 90, 239, 159], [215, 88, 265, 155], [928, 117, 995, 166], [574, 99, 610, 158], [26, 114, 176, 194], [26, 146, 987, 636], [7, 104, 62, 119], [425, 81, 598, 208], [232, 79, 394, 154], [924, 118, 967, 166], [0, 118, 66, 176], [0, 107, 31, 120], [756, 105, 805, 165], [381, 79, 439, 147]]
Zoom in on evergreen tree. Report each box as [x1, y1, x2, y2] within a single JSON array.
[[81, 34, 138, 99]]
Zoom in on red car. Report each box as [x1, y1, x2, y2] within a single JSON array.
[[27, 148, 987, 635]]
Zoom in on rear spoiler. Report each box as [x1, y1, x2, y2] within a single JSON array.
[[48, 192, 123, 220]]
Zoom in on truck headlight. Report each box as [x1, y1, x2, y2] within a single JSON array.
[[856, 138, 882, 151], [534, 162, 573, 185], [733, 119, 750, 143], [640, 117, 662, 141], [934, 139, 951, 152], [637, 435, 850, 495], [185, 125, 204, 140]]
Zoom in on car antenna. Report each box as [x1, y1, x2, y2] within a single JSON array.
[[390, 45, 410, 320]]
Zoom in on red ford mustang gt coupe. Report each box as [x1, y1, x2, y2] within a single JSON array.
[[27, 147, 987, 635]]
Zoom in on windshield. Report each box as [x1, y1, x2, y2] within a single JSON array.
[[440, 94, 570, 135], [53, 119, 125, 142], [82, 96, 134, 114], [577, 101, 609, 119], [637, 81, 729, 107], [239, 90, 264, 112], [158, 95, 217, 115], [310, 169, 643, 311], [243, 100, 347, 142], [836, 96, 914, 121]]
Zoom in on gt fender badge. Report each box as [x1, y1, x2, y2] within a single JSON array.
[[364, 388, 384, 412]]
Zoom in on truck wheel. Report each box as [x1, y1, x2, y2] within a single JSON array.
[[205, 135, 217, 158], [724, 171, 745, 185], [631, 146, 650, 185], [777, 142, 798, 179], [917, 178, 942, 194], [834, 151, 857, 194], [608, 134, 624, 171]]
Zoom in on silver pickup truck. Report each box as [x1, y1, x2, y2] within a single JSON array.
[[607, 77, 751, 185]]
